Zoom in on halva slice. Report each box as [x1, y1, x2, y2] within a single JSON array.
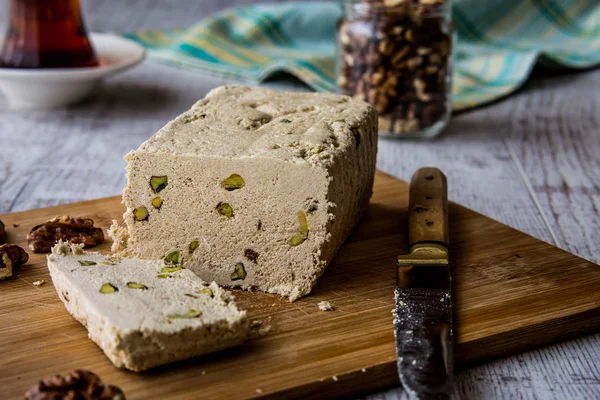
[[47, 241, 249, 372], [115, 85, 378, 301]]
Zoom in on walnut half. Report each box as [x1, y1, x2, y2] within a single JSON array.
[[28, 216, 104, 253], [24, 369, 125, 400], [0, 219, 6, 244], [0, 244, 29, 280]]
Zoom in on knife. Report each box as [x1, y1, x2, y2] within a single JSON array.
[[394, 167, 453, 399]]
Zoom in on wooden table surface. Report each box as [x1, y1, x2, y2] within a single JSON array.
[[1, 1, 599, 399]]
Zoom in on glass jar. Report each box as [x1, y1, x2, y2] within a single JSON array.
[[337, 0, 453, 138], [0, 0, 98, 69]]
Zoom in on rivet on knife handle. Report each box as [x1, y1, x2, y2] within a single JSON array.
[[408, 167, 449, 248]]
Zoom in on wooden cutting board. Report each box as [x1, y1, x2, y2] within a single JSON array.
[[1, 171, 599, 400]]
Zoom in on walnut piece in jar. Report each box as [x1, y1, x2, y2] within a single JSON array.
[[0, 244, 29, 280], [24, 369, 125, 400], [28, 216, 105, 253], [337, 0, 452, 136]]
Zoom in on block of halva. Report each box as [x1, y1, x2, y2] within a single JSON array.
[[114, 85, 378, 301]]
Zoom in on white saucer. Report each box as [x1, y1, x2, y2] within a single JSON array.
[[0, 33, 146, 109]]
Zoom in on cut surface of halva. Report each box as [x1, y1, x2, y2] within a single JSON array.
[[115, 85, 378, 301], [47, 242, 249, 372]]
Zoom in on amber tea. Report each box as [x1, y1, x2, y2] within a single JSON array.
[[0, 0, 98, 68]]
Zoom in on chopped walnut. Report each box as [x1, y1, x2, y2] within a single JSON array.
[[28, 216, 104, 253], [318, 301, 334, 311], [24, 369, 125, 400], [0, 244, 29, 280], [0, 254, 11, 280], [0, 219, 6, 244], [244, 249, 259, 263], [337, 0, 452, 136]]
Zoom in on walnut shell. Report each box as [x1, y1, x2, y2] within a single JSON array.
[[24, 369, 125, 400], [27, 216, 104, 253], [0, 219, 6, 244], [0, 244, 28, 269]]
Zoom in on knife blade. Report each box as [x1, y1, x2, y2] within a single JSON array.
[[394, 167, 453, 399]]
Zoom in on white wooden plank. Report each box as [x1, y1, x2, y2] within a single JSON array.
[[500, 70, 600, 265], [376, 106, 556, 245]]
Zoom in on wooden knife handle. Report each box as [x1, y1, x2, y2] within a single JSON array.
[[408, 167, 449, 247]]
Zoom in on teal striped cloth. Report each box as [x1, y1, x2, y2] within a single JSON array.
[[124, 0, 600, 111]]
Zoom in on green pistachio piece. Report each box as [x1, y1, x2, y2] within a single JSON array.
[[199, 287, 213, 297], [188, 240, 200, 261], [151, 197, 163, 209], [134, 206, 149, 222], [150, 176, 168, 193], [157, 274, 171, 279], [164, 250, 181, 265], [99, 283, 118, 294], [280, 118, 292, 123], [216, 202, 234, 218], [161, 265, 183, 273], [167, 309, 201, 319], [221, 174, 245, 191], [288, 211, 309, 246], [297, 210, 309, 232], [231, 262, 247, 281], [288, 233, 307, 246], [127, 282, 148, 290], [78, 260, 97, 266]]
